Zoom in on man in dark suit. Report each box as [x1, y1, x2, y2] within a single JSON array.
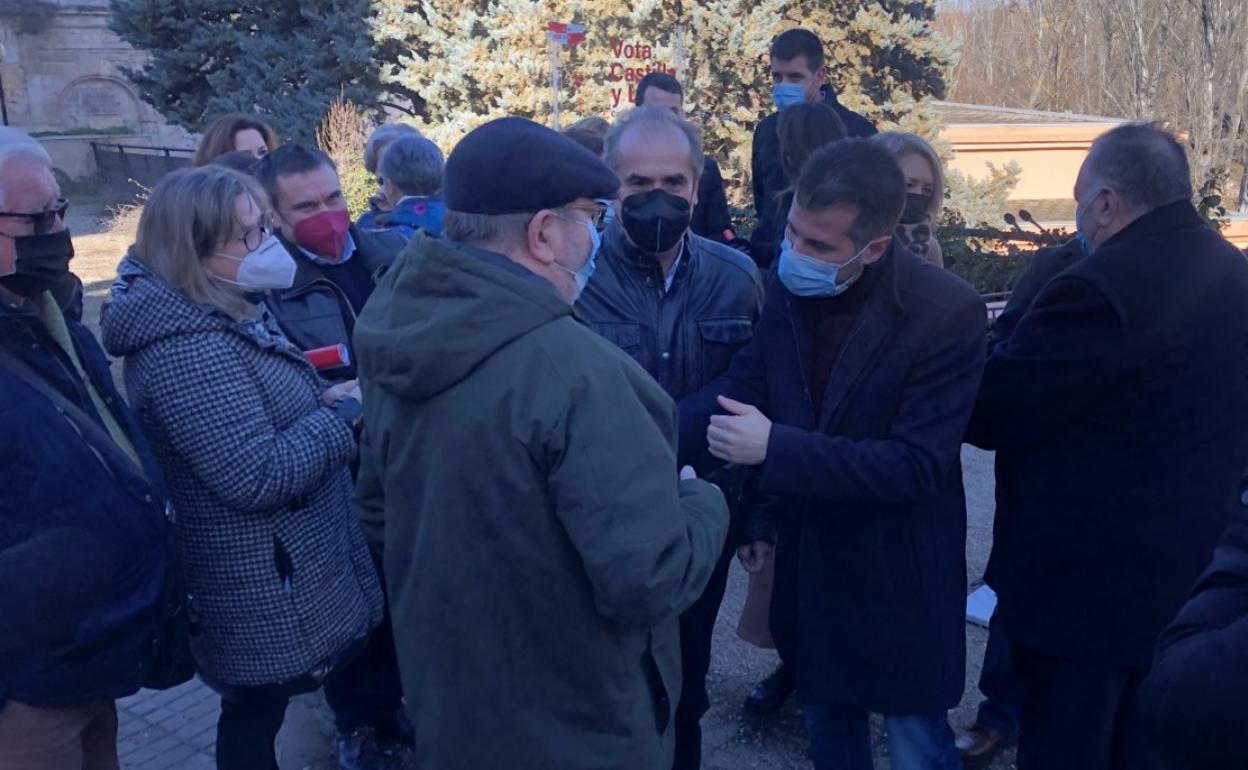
[[749, 28, 876, 269], [680, 138, 985, 770], [967, 122, 1248, 770]]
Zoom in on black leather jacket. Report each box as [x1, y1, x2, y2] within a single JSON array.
[[578, 224, 764, 540], [577, 222, 764, 402], [264, 225, 406, 381]]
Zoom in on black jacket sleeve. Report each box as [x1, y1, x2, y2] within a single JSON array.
[[748, 117, 788, 268], [690, 156, 735, 244], [966, 274, 1127, 449], [1142, 509, 1248, 770], [988, 240, 1082, 351], [751, 121, 768, 230]]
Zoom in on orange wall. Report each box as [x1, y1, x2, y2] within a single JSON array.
[[941, 122, 1119, 201], [1224, 218, 1248, 248]]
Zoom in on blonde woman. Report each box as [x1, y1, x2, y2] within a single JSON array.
[[875, 131, 946, 267], [100, 166, 382, 769]]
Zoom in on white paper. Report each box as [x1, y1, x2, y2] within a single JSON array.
[[965, 584, 998, 627]]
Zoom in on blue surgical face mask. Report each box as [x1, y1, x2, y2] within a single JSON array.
[[777, 238, 876, 298], [555, 218, 600, 302], [773, 82, 807, 111], [599, 205, 616, 232], [1073, 191, 1101, 257]]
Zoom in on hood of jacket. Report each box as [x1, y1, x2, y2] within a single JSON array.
[[100, 255, 242, 359], [354, 232, 572, 404]]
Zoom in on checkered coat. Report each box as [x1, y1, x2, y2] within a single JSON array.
[[100, 257, 383, 687]]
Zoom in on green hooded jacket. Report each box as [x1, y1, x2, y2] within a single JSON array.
[[353, 233, 729, 770]]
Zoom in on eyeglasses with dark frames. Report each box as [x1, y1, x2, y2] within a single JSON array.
[[235, 217, 274, 251], [0, 198, 68, 235]]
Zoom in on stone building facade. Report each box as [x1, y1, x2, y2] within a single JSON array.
[[0, 0, 191, 177]]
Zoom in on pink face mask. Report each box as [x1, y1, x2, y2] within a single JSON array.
[[293, 209, 351, 259]]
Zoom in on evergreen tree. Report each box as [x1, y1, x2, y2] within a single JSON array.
[[110, 0, 416, 140], [372, 0, 956, 206]]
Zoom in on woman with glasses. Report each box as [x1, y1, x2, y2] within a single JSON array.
[[99, 165, 382, 770]]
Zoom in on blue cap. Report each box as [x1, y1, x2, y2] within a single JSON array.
[[445, 117, 619, 215]]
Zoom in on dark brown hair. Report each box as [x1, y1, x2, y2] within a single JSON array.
[[796, 138, 905, 249], [771, 28, 824, 72], [563, 128, 604, 158], [778, 102, 847, 184], [193, 114, 279, 167], [210, 150, 260, 176], [635, 72, 683, 106]]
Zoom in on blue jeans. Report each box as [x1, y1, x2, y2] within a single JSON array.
[[803, 705, 961, 770]]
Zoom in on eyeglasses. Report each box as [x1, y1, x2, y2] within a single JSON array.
[[236, 218, 274, 251], [0, 198, 68, 235], [560, 200, 610, 229]]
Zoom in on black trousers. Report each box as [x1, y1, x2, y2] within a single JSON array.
[[215, 671, 325, 770], [321, 550, 405, 738], [1012, 643, 1173, 770], [322, 605, 405, 737], [672, 535, 737, 770], [974, 616, 1023, 736]]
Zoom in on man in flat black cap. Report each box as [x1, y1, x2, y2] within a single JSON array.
[[352, 117, 730, 770]]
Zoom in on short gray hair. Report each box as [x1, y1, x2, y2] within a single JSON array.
[[443, 210, 533, 248], [364, 123, 422, 173], [604, 107, 703, 184], [0, 127, 53, 209], [1086, 122, 1192, 212], [379, 135, 445, 197]]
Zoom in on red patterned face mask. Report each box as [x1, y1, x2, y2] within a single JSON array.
[[292, 209, 351, 259]]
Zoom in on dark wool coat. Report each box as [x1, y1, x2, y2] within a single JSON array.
[[968, 201, 1248, 667], [679, 244, 986, 713]]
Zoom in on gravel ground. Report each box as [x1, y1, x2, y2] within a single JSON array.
[[69, 201, 1014, 769]]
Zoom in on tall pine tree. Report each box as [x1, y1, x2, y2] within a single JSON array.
[[110, 0, 416, 140], [371, 0, 955, 205]]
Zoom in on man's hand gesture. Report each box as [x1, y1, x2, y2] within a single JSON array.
[[707, 396, 772, 466]]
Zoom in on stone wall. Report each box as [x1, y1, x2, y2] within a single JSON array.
[[0, 0, 192, 176]]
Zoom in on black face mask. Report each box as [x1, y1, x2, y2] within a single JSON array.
[[621, 189, 691, 254], [901, 193, 932, 225], [0, 229, 75, 297]]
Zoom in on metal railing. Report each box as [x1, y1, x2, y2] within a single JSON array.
[[91, 142, 195, 195], [982, 291, 1011, 322]]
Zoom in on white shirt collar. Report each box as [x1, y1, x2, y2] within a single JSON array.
[[663, 240, 687, 293], [298, 232, 357, 267]]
